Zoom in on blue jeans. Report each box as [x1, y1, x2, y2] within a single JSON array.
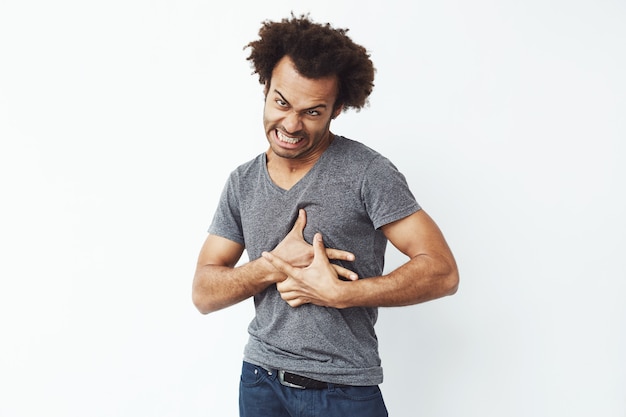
[[239, 361, 388, 417]]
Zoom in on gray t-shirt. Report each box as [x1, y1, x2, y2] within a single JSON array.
[[209, 136, 420, 385]]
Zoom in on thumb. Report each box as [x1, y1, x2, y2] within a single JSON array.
[[312, 233, 329, 262], [292, 208, 307, 235]]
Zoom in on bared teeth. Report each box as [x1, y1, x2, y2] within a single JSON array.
[[277, 130, 302, 144]]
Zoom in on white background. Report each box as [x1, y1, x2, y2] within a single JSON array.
[[1, 0, 624, 416]]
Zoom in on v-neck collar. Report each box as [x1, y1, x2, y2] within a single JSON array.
[[262, 135, 339, 193]]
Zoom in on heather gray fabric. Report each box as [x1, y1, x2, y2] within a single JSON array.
[[208, 136, 420, 386]]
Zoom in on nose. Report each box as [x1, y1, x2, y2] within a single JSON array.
[[282, 110, 303, 133]]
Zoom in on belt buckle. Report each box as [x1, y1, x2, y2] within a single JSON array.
[[278, 370, 306, 389]]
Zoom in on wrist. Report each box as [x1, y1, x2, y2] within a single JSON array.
[[254, 255, 286, 284], [329, 280, 351, 309]]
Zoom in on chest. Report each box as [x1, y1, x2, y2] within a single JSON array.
[[238, 176, 371, 255]]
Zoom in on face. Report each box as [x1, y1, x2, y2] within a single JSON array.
[[263, 56, 342, 163]]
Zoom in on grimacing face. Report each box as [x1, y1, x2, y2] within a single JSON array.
[[263, 56, 342, 163]]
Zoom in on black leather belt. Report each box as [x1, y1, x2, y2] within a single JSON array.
[[278, 370, 343, 390]]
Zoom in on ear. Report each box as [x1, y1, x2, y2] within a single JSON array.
[[332, 104, 344, 119], [263, 82, 269, 98]]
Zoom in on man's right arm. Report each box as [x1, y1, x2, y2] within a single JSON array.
[[192, 234, 282, 314]]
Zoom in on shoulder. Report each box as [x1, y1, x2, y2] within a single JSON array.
[[227, 153, 265, 180], [331, 136, 400, 174], [328, 136, 387, 168], [234, 152, 265, 172], [333, 135, 380, 156]]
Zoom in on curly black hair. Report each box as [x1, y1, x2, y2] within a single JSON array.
[[245, 14, 375, 112]]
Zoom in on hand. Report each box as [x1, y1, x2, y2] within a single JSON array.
[[270, 209, 357, 280], [262, 232, 357, 308]]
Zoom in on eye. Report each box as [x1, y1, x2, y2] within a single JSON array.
[[275, 99, 288, 107], [306, 109, 321, 116]]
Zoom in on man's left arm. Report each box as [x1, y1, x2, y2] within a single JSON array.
[[356, 209, 459, 307], [262, 209, 459, 308]]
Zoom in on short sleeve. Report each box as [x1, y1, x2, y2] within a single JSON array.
[[361, 155, 421, 229], [208, 172, 245, 245]]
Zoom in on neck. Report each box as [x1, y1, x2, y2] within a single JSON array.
[[266, 133, 334, 190], [267, 132, 335, 172]]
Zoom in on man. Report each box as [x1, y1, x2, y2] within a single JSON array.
[[192, 14, 459, 417]]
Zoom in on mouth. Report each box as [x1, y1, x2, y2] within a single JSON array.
[[276, 130, 304, 145]]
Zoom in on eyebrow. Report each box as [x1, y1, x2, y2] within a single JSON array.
[[274, 89, 328, 112]]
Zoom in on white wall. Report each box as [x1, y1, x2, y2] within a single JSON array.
[[1, 1, 624, 416]]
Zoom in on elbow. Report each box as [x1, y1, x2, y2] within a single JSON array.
[[192, 285, 219, 315], [192, 293, 212, 315], [443, 265, 460, 296]]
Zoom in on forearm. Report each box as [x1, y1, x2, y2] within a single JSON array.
[[335, 254, 459, 309], [192, 257, 283, 314]]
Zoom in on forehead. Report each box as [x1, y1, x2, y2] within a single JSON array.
[[268, 56, 339, 107]]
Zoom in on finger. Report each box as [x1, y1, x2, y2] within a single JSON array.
[[284, 297, 305, 308], [311, 233, 329, 262], [290, 208, 307, 236], [275, 285, 307, 307], [276, 278, 295, 293], [262, 251, 298, 276], [325, 248, 355, 262], [288, 299, 306, 307], [332, 264, 358, 281], [311, 233, 338, 271]]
